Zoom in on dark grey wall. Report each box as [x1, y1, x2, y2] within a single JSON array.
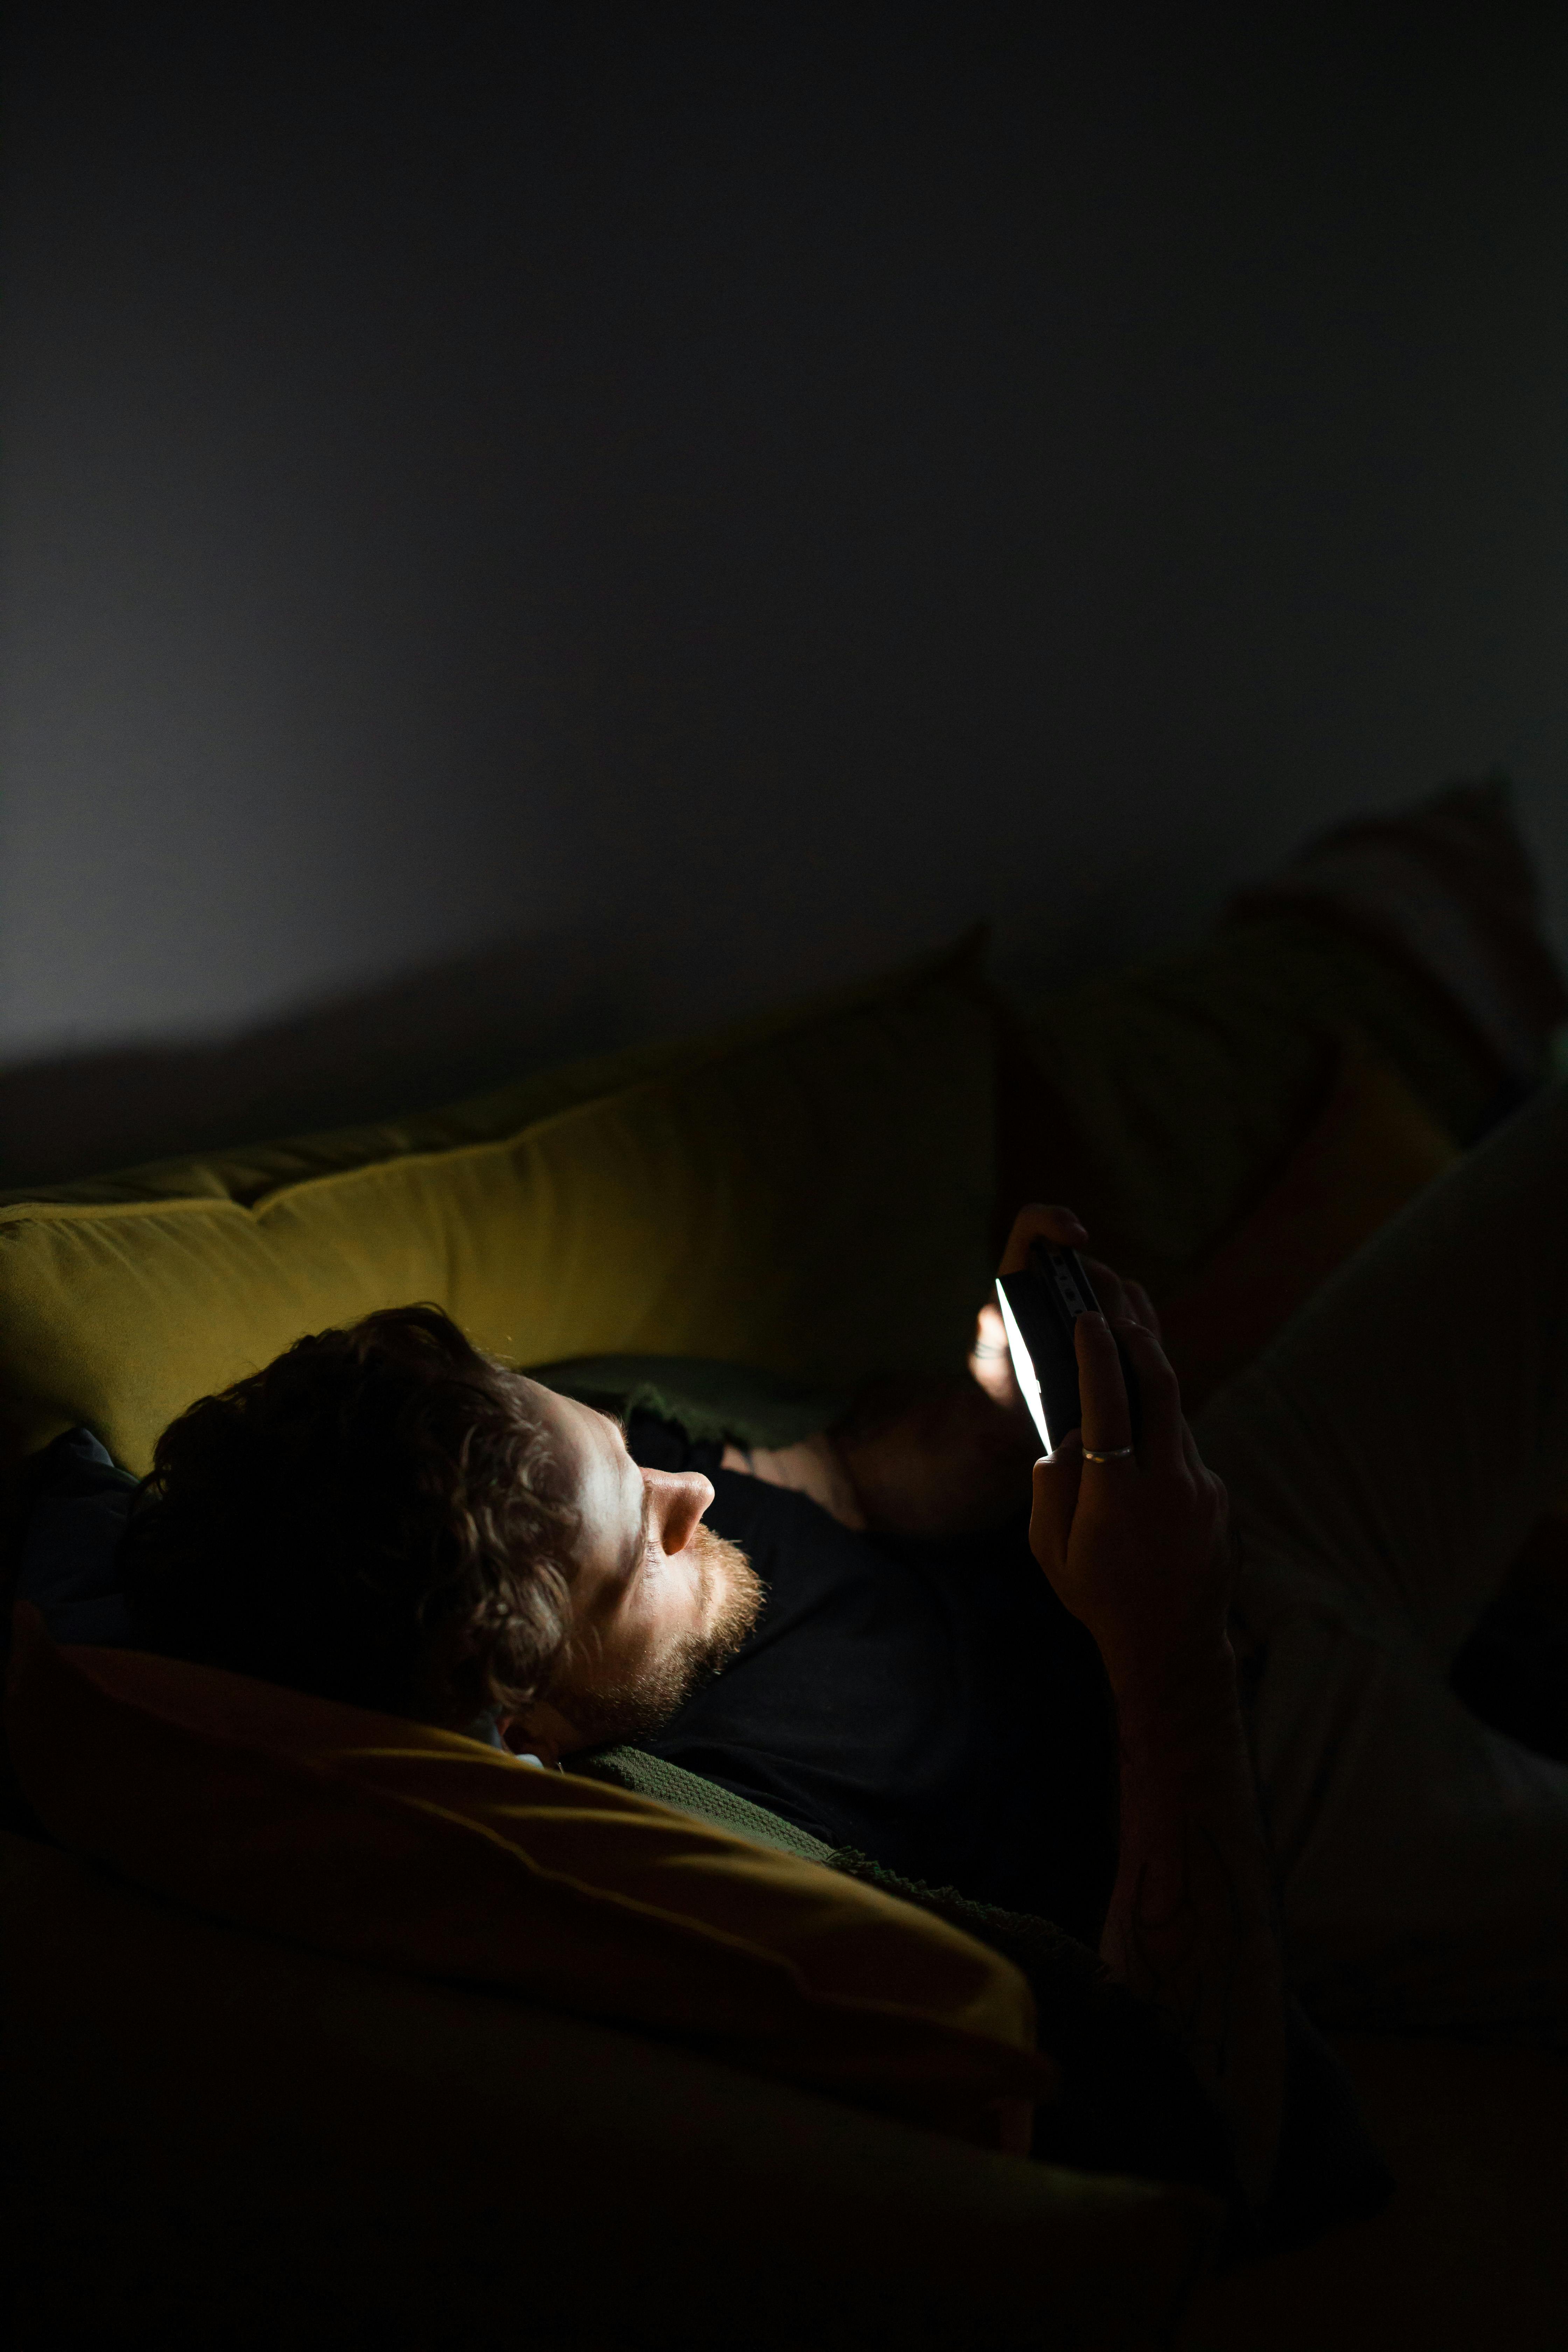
[[4, 4, 1567, 1174]]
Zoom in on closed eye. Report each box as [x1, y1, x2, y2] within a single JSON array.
[[621, 1471, 653, 1583]]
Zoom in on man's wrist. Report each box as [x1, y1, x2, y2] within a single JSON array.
[[1110, 1639, 1246, 1764]]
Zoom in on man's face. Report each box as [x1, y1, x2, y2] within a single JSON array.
[[517, 1382, 763, 1755]]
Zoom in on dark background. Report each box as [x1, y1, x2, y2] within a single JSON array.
[[4, 2, 1566, 1181]]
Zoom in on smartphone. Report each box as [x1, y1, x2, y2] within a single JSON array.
[[995, 1241, 1140, 1456]]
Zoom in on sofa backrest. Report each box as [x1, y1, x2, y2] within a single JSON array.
[[0, 954, 995, 1473]]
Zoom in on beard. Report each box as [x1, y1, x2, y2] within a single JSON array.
[[547, 1524, 764, 1750]]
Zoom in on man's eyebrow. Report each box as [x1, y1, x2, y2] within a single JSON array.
[[596, 1407, 628, 1440]]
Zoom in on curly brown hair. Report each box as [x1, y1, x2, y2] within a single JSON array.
[[119, 1304, 579, 1725]]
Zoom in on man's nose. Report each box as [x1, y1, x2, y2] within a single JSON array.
[[645, 1466, 714, 1552]]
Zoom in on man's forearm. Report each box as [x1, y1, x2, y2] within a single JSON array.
[[1100, 1644, 1287, 2210]]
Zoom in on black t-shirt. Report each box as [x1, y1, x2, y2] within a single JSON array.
[[627, 1412, 1118, 1945]]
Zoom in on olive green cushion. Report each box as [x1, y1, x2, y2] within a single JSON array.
[[536, 1354, 854, 1450], [0, 952, 994, 1474]]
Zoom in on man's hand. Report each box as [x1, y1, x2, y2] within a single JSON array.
[[997, 1203, 1234, 1701], [998, 1204, 1285, 2212]]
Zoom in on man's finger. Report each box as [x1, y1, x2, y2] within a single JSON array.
[[1083, 1256, 1132, 1323], [1029, 1439, 1082, 1574], [1074, 1312, 1135, 1458], [1111, 1320, 1184, 1474], [1125, 1279, 1162, 1345], [999, 1202, 1090, 1278], [1178, 1413, 1204, 1480]]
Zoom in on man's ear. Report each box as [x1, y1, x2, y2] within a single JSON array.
[[501, 1699, 574, 1768]]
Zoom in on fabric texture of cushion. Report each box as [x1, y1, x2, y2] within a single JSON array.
[[5, 1606, 1056, 2151], [0, 947, 995, 1476]]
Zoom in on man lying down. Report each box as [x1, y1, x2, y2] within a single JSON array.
[[79, 1083, 1568, 2250]]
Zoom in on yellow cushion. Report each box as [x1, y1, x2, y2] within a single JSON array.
[[1, 1832, 1224, 2350], [0, 958, 994, 1474], [5, 1607, 1055, 2151]]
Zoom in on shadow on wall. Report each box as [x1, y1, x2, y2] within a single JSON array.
[[0, 932, 662, 1192], [0, 826, 1248, 1196], [0, 837, 1299, 1195], [0, 904, 991, 1192]]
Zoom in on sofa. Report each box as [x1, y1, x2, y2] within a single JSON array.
[[3, 780, 1564, 2348]]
